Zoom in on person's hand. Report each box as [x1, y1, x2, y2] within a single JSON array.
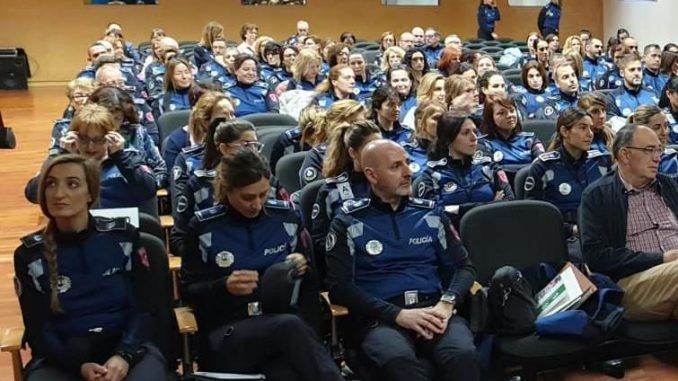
[[105, 131, 125, 154], [226, 270, 259, 295], [395, 308, 446, 340], [286, 253, 309, 277], [80, 362, 107, 381], [428, 301, 456, 333], [102, 355, 129, 381], [491, 32, 499, 40], [450, 93, 475, 114], [663, 249, 678, 263], [60, 131, 79, 154], [494, 190, 505, 201]]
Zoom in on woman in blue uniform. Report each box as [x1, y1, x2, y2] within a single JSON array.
[[525, 107, 612, 237], [514, 61, 550, 119], [403, 48, 430, 90], [578, 92, 615, 153], [285, 49, 324, 92], [387, 66, 417, 123], [404, 99, 446, 179], [224, 54, 279, 118], [418, 111, 514, 228], [311, 64, 358, 109], [16, 154, 166, 381], [270, 105, 324, 172], [629, 104, 677, 177], [371, 86, 413, 145], [478, 95, 545, 182], [660, 77, 678, 144], [160, 57, 195, 115], [194, 21, 224, 69], [477, 0, 501, 41], [171, 118, 289, 256], [538, 0, 561, 37], [180, 150, 343, 380], [26, 104, 156, 209], [310, 120, 381, 279]]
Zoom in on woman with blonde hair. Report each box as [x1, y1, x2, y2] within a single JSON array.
[[401, 72, 445, 128], [270, 105, 325, 171], [286, 48, 324, 91], [375, 31, 396, 66], [16, 153, 166, 380], [404, 99, 446, 178], [311, 64, 357, 109], [562, 35, 583, 56], [61, 77, 98, 119], [195, 21, 225, 68], [380, 46, 406, 74], [299, 99, 367, 185]]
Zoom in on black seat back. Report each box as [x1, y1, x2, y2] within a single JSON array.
[[157, 109, 191, 150], [276, 151, 308, 195], [513, 165, 532, 200]]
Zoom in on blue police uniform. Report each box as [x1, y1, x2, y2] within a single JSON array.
[[660, 147, 678, 178], [285, 77, 323, 92], [608, 85, 659, 118], [477, 4, 501, 40], [120, 122, 167, 188], [402, 138, 430, 180], [665, 108, 678, 145], [642, 68, 669, 98], [416, 155, 514, 226], [269, 127, 311, 172], [48, 118, 73, 157], [514, 88, 550, 119], [525, 148, 612, 235], [193, 45, 213, 69], [591, 131, 611, 154], [399, 94, 417, 124], [267, 68, 294, 91], [15, 216, 165, 379], [225, 81, 279, 118], [355, 72, 382, 103], [596, 67, 623, 90], [170, 144, 204, 203], [423, 44, 444, 68], [375, 119, 413, 146], [299, 145, 327, 187], [98, 149, 157, 208], [162, 88, 191, 114], [583, 56, 610, 87], [538, 2, 561, 36], [198, 60, 236, 91], [259, 62, 280, 82], [180, 201, 342, 379], [144, 62, 166, 102], [133, 98, 160, 146], [535, 90, 580, 120], [478, 131, 545, 177], [325, 195, 480, 380], [311, 91, 359, 110]]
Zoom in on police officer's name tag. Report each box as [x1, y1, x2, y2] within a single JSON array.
[[404, 290, 419, 306], [248, 301, 262, 316], [365, 240, 383, 256]]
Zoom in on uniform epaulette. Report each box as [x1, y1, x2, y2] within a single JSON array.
[[326, 172, 350, 184], [223, 82, 237, 90], [518, 131, 536, 138], [538, 150, 561, 162], [426, 158, 447, 168], [194, 169, 216, 178], [20, 231, 45, 248], [665, 147, 677, 155], [181, 144, 203, 154], [54, 118, 71, 125], [472, 155, 492, 165], [476, 133, 488, 140], [408, 197, 435, 209], [94, 216, 129, 232], [195, 204, 227, 222], [587, 149, 608, 159], [341, 198, 371, 214], [133, 98, 146, 105], [253, 81, 269, 89], [265, 199, 292, 211], [285, 127, 301, 139]]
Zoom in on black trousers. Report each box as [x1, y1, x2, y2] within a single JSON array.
[[360, 315, 481, 381], [207, 313, 343, 381], [477, 28, 495, 40], [26, 344, 166, 381]]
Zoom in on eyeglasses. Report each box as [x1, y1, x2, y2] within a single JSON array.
[[77, 136, 107, 146], [228, 141, 264, 153], [625, 146, 663, 156]]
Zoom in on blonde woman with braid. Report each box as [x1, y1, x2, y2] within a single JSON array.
[[14, 154, 165, 381]]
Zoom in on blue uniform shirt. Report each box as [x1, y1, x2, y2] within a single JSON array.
[[596, 67, 624, 90], [642, 68, 669, 98], [225, 81, 279, 117], [144, 62, 166, 101], [400, 94, 417, 124], [665, 108, 678, 145], [299, 144, 327, 186], [539, 2, 561, 32], [478, 131, 545, 173], [355, 72, 382, 103], [198, 60, 236, 91], [402, 138, 430, 180], [583, 56, 610, 86], [660, 147, 678, 178], [477, 4, 501, 33], [376, 120, 413, 146], [608, 85, 659, 118], [515, 88, 550, 119]]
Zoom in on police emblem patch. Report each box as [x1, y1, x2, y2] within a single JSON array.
[[524, 176, 536, 191], [56, 275, 72, 294], [417, 182, 426, 197], [215, 251, 235, 268], [443, 182, 458, 193], [493, 151, 504, 162], [365, 240, 383, 256], [558, 182, 572, 195], [176, 196, 188, 213], [303, 168, 317, 182], [326, 232, 337, 252], [173, 166, 182, 181], [311, 203, 320, 220]]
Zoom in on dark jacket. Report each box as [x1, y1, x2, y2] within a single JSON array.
[[578, 169, 675, 281]]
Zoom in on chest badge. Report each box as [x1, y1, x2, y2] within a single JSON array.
[[57, 275, 72, 294], [409, 162, 421, 173], [215, 251, 235, 268], [365, 240, 383, 256], [558, 182, 572, 196], [493, 151, 504, 162], [443, 182, 458, 193]]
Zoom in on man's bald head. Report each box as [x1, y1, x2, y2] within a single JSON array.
[[362, 139, 412, 199]]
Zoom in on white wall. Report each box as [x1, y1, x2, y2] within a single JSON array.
[[603, 0, 676, 49]]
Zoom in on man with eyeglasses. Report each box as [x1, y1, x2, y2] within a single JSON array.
[[580, 124, 678, 322], [423, 28, 443, 68], [398, 32, 415, 51], [608, 55, 659, 118]]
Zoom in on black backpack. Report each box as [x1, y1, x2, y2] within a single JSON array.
[[488, 266, 538, 335]]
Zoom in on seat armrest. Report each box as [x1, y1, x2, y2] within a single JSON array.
[[175, 307, 198, 334], [320, 291, 349, 317]]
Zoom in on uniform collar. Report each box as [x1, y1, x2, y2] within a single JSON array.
[[370, 193, 408, 213], [448, 155, 473, 170], [559, 146, 587, 167], [55, 215, 96, 244], [526, 86, 546, 95], [623, 84, 642, 96], [643, 67, 659, 78]]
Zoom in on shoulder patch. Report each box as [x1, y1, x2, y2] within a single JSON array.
[[472, 155, 492, 165], [408, 197, 435, 209], [195, 204, 227, 222], [94, 216, 129, 232], [20, 232, 45, 248], [265, 199, 292, 210], [181, 144, 204, 154], [587, 149, 607, 159], [665, 147, 677, 155], [518, 131, 536, 138], [340, 198, 371, 214], [426, 158, 447, 168], [538, 150, 560, 162], [253, 81, 269, 89], [194, 169, 217, 178], [326, 172, 350, 184]]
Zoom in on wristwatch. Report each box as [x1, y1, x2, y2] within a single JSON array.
[[440, 293, 457, 306]]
